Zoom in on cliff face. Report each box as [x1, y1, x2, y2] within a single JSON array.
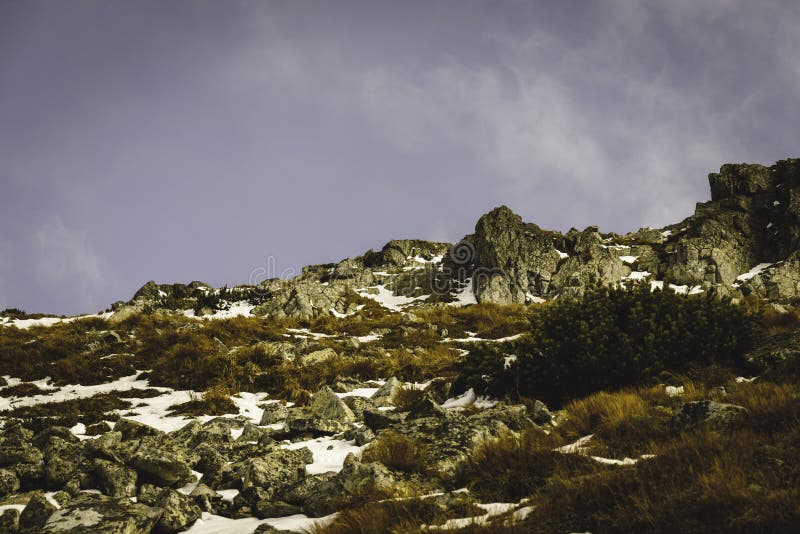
[[462, 159, 800, 304]]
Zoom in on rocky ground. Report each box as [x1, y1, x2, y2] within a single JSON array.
[[1, 158, 799, 533]]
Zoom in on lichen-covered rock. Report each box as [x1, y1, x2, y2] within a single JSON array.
[[309, 386, 355, 423], [43, 438, 88, 490], [19, 491, 57, 533], [259, 403, 289, 425], [40, 493, 161, 534], [0, 468, 20, 497], [0, 508, 19, 533], [114, 419, 164, 442], [129, 437, 195, 487], [153, 489, 202, 533], [370, 377, 402, 407], [298, 348, 337, 366], [94, 459, 137, 498], [238, 448, 312, 499], [673, 400, 748, 430]]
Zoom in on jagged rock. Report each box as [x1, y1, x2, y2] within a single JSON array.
[[189, 483, 222, 513], [0, 468, 20, 496], [362, 409, 404, 432], [530, 400, 553, 425], [129, 437, 195, 487], [237, 422, 263, 443], [341, 396, 376, 419], [298, 348, 337, 366], [406, 394, 446, 419], [673, 400, 748, 430], [19, 491, 57, 533], [94, 459, 137, 498], [239, 448, 312, 499], [40, 493, 161, 534], [259, 403, 289, 425], [343, 426, 375, 446], [32, 427, 78, 449], [114, 419, 163, 441], [740, 252, 800, 301], [43, 438, 88, 490], [370, 377, 402, 407], [285, 387, 356, 435], [0, 447, 43, 467], [153, 489, 202, 534], [84, 432, 126, 464], [0, 508, 19, 533], [85, 422, 112, 436], [469, 206, 562, 304]]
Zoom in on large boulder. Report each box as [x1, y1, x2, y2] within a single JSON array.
[[40, 493, 161, 534]]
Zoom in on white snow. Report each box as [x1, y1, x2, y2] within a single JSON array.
[[355, 333, 382, 343], [282, 436, 364, 475], [556, 434, 594, 454], [335, 387, 380, 399], [619, 255, 638, 264], [665, 385, 684, 397], [441, 388, 476, 409], [736, 376, 757, 383], [625, 271, 651, 281], [502, 355, 518, 369], [774, 200, 781, 206], [183, 512, 337, 534], [555, 249, 569, 259], [1, 311, 113, 330], [525, 293, 546, 304], [286, 328, 334, 339], [735, 263, 773, 283], [451, 279, 478, 306], [183, 302, 255, 320], [357, 285, 429, 311]]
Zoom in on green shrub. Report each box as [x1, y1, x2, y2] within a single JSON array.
[[455, 284, 757, 406]]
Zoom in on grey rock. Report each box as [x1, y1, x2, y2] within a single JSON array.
[[114, 419, 164, 441], [19, 491, 57, 534], [310, 386, 356, 423], [239, 448, 312, 499], [341, 396, 376, 419], [530, 400, 553, 425], [153, 489, 202, 534], [362, 409, 404, 432], [40, 493, 161, 534], [259, 403, 289, 425], [94, 459, 137, 498], [0, 468, 20, 497], [406, 394, 446, 419], [0, 508, 19, 533], [673, 400, 748, 430], [370, 377, 402, 407], [298, 348, 337, 366]]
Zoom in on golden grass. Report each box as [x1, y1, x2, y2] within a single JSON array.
[[361, 431, 429, 474]]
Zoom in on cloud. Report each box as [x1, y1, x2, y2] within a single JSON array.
[[32, 217, 107, 310]]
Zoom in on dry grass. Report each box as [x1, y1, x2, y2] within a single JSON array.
[[454, 430, 599, 503], [168, 385, 238, 416], [415, 302, 533, 339], [361, 431, 429, 474], [393, 385, 428, 411]]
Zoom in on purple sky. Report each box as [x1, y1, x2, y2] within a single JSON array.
[[1, 0, 799, 315]]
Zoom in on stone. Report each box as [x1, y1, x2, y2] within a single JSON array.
[[298, 348, 337, 366], [129, 438, 194, 487], [153, 489, 202, 534], [0, 508, 19, 533], [239, 448, 312, 498], [309, 386, 356, 423], [341, 396, 376, 419], [40, 493, 161, 534], [363, 409, 404, 432], [673, 401, 748, 430], [94, 459, 137, 498], [406, 394, 446, 419], [0, 468, 20, 497], [114, 419, 164, 441], [370, 377, 402, 407], [19, 491, 57, 534], [530, 400, 553, 425], [259, 403, 289, 425]]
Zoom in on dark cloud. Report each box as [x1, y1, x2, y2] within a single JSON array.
[[1, 0, 798, 314]]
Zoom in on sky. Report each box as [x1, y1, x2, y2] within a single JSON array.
[[1, 0, 799, 315]]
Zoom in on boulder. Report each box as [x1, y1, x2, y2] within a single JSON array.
[[152, 489, 202, 534], [40, 493, 161, 534], [298, 348, 337, 366], [673, 400, 748, 430], [94, 459, 137, 498], [19, 491, 57, 533], [259, 403, 289, 425], [0, 468, 20, 497], [0, 508, 19, 533], [239, 448, 312, 499], [370, 377, 402, 407]]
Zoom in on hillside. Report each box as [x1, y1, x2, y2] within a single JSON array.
[[1, 159, 799, 533]]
